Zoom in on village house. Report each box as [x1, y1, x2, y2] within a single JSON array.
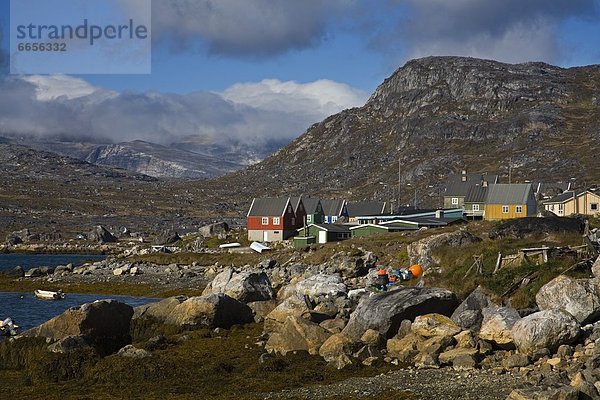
[[247, 197, 302, 242], [483, 183, 537, 220], [346, 201, 387, 222], [321, 199, 348, 223], [443, 171, 498, 209], [294, 223, 352, 247], [299, 197, 325, 226], [543, 189, 600, 217]]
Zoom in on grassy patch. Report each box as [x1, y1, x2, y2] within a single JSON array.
[[1, 324, 397, 400]]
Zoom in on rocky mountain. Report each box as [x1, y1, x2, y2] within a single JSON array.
[[224, 56, 600, 207], [4, 137, 283, 179]]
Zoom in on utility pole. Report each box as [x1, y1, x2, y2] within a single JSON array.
[[397, 159, 401, 214], [508, 157, 512, 184]]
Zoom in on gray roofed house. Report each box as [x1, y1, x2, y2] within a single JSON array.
[[300, 197, 321, 214], [543, 189, 586, 204], [464, 185, 488, 219], [532, 182, 573, 200], [321, 199, 348, 223], [443, 171, 498, 209], [484, 183, 537, 220], [346, 201, 387, 221], [247, 197, 290, 217]]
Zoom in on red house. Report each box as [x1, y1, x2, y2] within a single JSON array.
[[247, 197, 305, 242]]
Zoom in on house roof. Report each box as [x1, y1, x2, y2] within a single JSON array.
[[310, 224, 351, 233], [444, 172, 498, 197], [289, 197, 303, 213], [247, 197, 290, 217], [349, 224, 388, 231], [321, 199, 346, 216], [544, 189, 587, 204], [532, 182, 571, 196], [346, 201, 386, 217], [464, 185, 488, 203], [486, 184, 533, 205], [301, 197, 321, 214]]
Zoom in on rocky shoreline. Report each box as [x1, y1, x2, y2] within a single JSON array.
[[2, 222, 600, 398]]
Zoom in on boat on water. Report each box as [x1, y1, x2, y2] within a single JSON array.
[[34, 289, 65, 300], [0, 317, 19, 336]]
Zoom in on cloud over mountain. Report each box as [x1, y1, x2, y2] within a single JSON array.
[[373, 0, 599, 64], [0, 75, 367, 145]]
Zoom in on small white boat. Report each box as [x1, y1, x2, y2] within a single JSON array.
[[250, 242, 271, 253], [34, 289, 65, 300], [0, 317, 19, 336]]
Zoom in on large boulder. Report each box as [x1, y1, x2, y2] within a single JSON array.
[[511, 309, 580, 356], [264, 294, 311, 333], [489, 216, 584, 240], [133, 296, 187, 321], [199, 222, 229, 238], [407, 230, 481, 269], [165, 294, 254, 328], [24, 300, 133, 355], [326, 250, 377, 278], [2, 266, 24, 278], [202, 267, 275, 303], [536, 275, 600, 324], [451, 286, 493, 330], [295, 274, 347, 301], [265, 316, 332, 356], [479, 306, 521, 346], [411, 313, 461, 338], [88, 225, 117, 243], [342, 286, 460, 340], [319, 333, 361, 363]]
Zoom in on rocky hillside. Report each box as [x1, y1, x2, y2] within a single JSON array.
[[225, 57, 600, 206]]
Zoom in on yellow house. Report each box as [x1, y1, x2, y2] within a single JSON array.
[[543, 190, 600, 217], [484, 184, 537, 221]]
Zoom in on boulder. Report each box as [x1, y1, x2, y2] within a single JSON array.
[[489, 216, 584, 240], [320, 318, 347, 334], [2, 265, 24, 278], [154, 230, 181, 245], [113, 265, 131, 276], [47, 336, 91, 353], [342, 286, 459, 340], [202, 267, 275, 303], [54, 264, 74, 275], [386, 332, 423, 362], [118, 345, 152, 359], [326, 250, 377, 278], [479, 306, 521, 346], [511, 309, 580, 356], [265, 316, 331, 356], [536, 275, 600, 324], [247, 300, 279, 323], [89, 225, 117, 243], [411, 314, 461, 338], [591, 255, 600, 280], [134, 296, 187, 321], [264, 294, 311, 333], [295, 274, 347, 301], [24, 299, 133, 355], [450, 286, 492, 330], [5, 229, 31, 245], [407, 230, 482, 269], [438, 347, 479, 365], [199, 222, 229, 238], [165, 294, 254, 329], [319, 333, 360, 362]]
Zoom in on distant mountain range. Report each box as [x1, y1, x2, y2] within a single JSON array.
[[0, 136, 288, 179]]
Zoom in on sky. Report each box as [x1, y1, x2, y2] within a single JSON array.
[[1, 0, 600, 147]]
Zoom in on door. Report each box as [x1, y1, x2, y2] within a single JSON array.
[[318, 231, 327, 244], [263, 231, 269, 242]]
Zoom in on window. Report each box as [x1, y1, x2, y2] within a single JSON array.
[[291, 218, 295, 226], [307, 215, 312, 223], [516, 205, 523, 213], [591, 203, 598, 211], [451, 198, 459, 205], [558, 204, 564, 213], [549, 204, 554, 211], [273, 217, 280, 225], [502, 205, 509, 214], [332, 216, 338, 222], [261, 217, 268, 225], [472, 204, 480, 212]]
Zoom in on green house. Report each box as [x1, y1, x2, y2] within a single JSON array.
[[301, 198, 325, 225], [296, 223, 351, 244]]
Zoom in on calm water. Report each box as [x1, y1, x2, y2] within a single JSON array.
[[0, 292, 157, 333], [0, 254, 105, 272]]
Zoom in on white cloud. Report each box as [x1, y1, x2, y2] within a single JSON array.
[[377, 0, 598, 65], [0, 75, 367, 147]]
